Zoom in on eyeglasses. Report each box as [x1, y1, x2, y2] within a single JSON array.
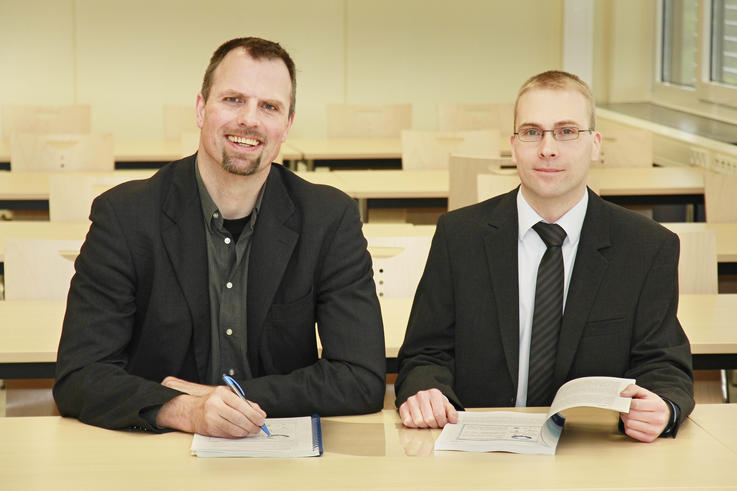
[[514, 126, 594, 142]]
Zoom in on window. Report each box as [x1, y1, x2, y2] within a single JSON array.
[[710, 0, 737, 86], [662, 0, 699, 87], [656, 0, 737, 111]]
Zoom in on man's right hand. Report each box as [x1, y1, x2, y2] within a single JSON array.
[[398, 388, 458, 428], [157, 379, 267, 438]]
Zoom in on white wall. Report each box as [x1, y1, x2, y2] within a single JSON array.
[[1, 0, 565, 139]]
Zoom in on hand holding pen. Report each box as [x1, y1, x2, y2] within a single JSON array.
[[222, 374, 271, 436]]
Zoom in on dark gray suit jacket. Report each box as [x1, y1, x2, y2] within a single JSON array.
[[396, 188, 694, 426], [54, 156, 385, 431]]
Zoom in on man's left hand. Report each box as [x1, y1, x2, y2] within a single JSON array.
[[619, 384, 670, 443]]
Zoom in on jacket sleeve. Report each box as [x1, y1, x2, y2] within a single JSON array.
[[395, 215, 463, 409], [626, 232, 694, 428], [239, 199, 386, 416], [53, 194, 183, 432]]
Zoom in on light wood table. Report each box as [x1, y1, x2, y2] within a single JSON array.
[[688, 403, 737, 455], [0, 221, 91, 261], [0, 170, 155, 202], [286, 137, 403, 161], [0, 138, 302, 164], [0, 407, 736, 490]]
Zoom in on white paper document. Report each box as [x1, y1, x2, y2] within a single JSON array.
[[434, 376, 635, 455], [190, 415, 323, 458]]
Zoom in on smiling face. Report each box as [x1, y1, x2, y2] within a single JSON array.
[[511, 87, 601, 218], [196, 48, 294, 178]]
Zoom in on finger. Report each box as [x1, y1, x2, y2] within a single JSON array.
[[399, 402, 415, 428], [417, 391, 441, 428], [446, 401, 459, 424], [406, 396, 428, 428], [624, 425, 659, 443], [428, 392, 450, 427], [619, 383, 640, 398], [216, 388, 265, 434]]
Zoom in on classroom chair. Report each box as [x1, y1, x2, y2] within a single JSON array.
[[367, 235, 431, 298], [595, 127, 654, 167], [401, 129, 500, 170], [448, 155, 510, 211], [3, 238, 83, 417], [326, 103, 412, 138], [437, 102, 514, 134], [1, 104, 91, 141], [48, 174, 139, 222], [476, 172, 522, 203], [704, 171, 737, 223], [163, 104, 199, 140], [10, 133, 114, 172]]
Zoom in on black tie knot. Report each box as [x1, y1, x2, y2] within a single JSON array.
[[532, 222, 566, 248]]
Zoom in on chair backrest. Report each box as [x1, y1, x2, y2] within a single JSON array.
[[10, 133, 114, 171], [704, 171, 737, 223], [4, 238, 83, 300], [449, 155, 511, 211], [401, 130, 500, 170], [163, 104, 199, 140], [180, 131, 200, 157], [437, 103, 514, 133], [2, 104, 91, 140], [367, 235, 431, 298], [596, 128, 653, 167], [326, 104, 412, 138], [49, 174, 139, 222], [476, 172, 521, 203], [676, 230, 718, 294]]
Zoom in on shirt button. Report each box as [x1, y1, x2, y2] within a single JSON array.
[[226, 282, 233, 289], [226, 328, 233, 336], [224, 237, 231, 245], [228, 369, 235, 376], [213, 212, 219, 219]]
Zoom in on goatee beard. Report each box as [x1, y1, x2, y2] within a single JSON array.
[[221, 150, 262, 176]]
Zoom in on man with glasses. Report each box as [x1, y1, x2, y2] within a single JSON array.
[[395, 70, 693, 442]]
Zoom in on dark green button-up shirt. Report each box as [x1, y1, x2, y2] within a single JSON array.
[[195, 161, 265, 385]]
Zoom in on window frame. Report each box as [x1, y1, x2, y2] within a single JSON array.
[[654, 0, 737, 111]]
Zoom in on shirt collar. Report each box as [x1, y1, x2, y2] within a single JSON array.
[[517, 188, 588, 245], [194, 155, 267, 233]]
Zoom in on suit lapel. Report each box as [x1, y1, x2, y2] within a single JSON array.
[[482, 191, 521, 388], [160, 157, 211, 381], [555, 190, 611, 385], [247, 166, 299, 369]]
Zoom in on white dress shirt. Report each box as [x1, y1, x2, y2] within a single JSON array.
[[515, 189, 588, 406]]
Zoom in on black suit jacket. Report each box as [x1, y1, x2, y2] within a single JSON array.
[[54, 156, 385, 431], [396, 189, 694, 425]]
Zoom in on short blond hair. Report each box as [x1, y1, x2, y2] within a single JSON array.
[[513, 70, 595, 130]]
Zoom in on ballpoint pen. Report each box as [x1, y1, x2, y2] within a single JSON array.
[[222, 374, 271, 436]]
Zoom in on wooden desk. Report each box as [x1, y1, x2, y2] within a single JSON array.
[[1, 407, 736, 490], [0, 221, 91, 261], [0, 139, 302, 165], [286, 136, 513, 167], [287, 137, 403, 161], [0, 170, 154, 204], [3, 294, 735, 379], [689, 403, 737, 455]]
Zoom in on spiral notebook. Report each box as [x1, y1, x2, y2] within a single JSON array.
[[190, 415, 323, 458]]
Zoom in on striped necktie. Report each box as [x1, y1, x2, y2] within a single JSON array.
[[527, 221, 567, 406]]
